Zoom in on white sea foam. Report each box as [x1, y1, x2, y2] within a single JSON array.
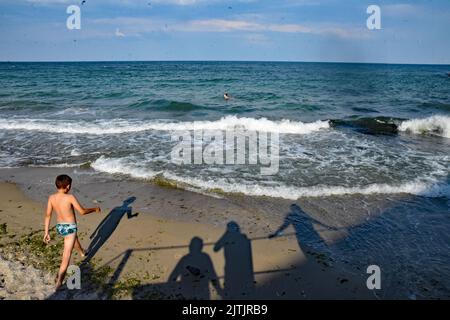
[[399, 115, 450, 138], [91, 156, 161, 179], [54, 107, 95, 116], [163, 173, 450, 199], [28, 163, 85, 168], [91, 156, 450, 199], [0, 116, 330, 135], [70, 149, 81, 156]]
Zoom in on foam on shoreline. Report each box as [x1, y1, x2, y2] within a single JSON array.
[[91, 156, 450, 199]]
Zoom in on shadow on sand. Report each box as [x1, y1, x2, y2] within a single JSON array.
[[118, 212, 355, 300], [85, 196, 138, 262], [214, 221, 255, 299], [47, 203, 368, 300], [269, 204, 336, 252], [131, 221, 256, 300], [130, 237, 222, 300], [50, 197, 449, 300]]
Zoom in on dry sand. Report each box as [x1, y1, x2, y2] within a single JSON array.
[[0, 256, 55, 300], [0, 170, 375, 300]]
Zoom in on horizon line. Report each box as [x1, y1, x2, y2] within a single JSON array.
[[1, 59, 450, 66]]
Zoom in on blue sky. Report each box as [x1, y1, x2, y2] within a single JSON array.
[[0, 0, 449, 64]]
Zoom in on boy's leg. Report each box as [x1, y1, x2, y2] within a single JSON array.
[[56, 233, 76, 288], [74, 235, 86, 257]]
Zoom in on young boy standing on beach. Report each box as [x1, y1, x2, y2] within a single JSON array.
[[43, 174, 101, 289]]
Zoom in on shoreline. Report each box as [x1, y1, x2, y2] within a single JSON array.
[[0, 168, 374, 300]]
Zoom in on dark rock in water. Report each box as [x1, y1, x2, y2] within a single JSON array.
[[79, 162, 91, 169], [330, 117, 400, 135]]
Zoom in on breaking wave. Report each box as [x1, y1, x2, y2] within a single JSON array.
[[398, 115, 450, 138], [0, 116, 330, 135]]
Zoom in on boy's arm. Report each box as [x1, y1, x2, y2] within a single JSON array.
[[43, 197, 52, 244], [70, 195, 101, 215]]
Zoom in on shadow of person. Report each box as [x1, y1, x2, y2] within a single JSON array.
[[254, 204, 369, 299], [85, 197, 138, 262], [168, 237, 222, 300], [269, 203, 333, 253], [214, 221, 255, 299]]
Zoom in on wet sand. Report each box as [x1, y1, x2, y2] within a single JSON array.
[[0, 167, 375, 299]]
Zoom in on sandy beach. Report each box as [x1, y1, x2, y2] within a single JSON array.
[[0, 167, 375, 300]]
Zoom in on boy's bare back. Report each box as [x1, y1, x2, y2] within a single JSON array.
[[48, 193, 82, 224]]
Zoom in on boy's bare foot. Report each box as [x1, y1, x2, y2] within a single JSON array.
[[79, 249, 89, 258], [55, 281, 62, 290], [55, 274, 63, 290]]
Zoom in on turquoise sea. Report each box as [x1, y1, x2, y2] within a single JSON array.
[[0, 61, 449, 298]]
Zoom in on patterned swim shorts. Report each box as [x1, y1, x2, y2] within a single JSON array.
[[56, 223, 78, 237]]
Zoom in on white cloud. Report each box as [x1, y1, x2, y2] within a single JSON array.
[[186, 19, 304, 33], [92, 17, 370, 40], [115, 28, 125, 37], [184, 19, 368, 39], [24, 0, 198, 5], [149, 0, 198, 5], [150, 0, 257, 5], [26, 0, 71, 3], [186, 19, 263, 32]]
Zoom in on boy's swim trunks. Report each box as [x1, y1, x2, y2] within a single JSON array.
[[56, 223, 78, 237]]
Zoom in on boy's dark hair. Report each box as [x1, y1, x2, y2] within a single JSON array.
[[55, 174, 72, 189]]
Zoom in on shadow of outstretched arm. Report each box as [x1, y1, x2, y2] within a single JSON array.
[[213, 234, 226, 252], [268, 219, 291, 239], [126, 207, 139, 219]]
